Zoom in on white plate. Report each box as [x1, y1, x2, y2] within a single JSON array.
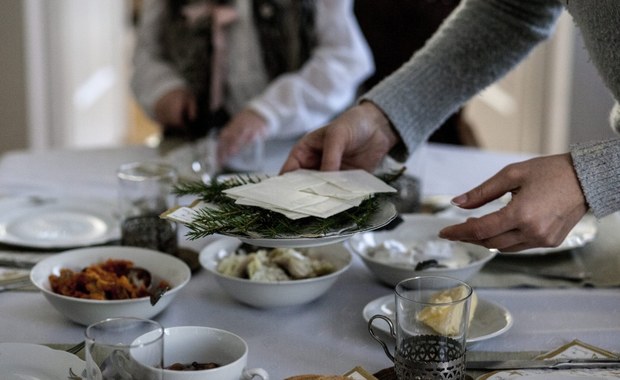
[[363, 294, 513, 343], [436, 198, 598, 255], [221, 200, 398, 248], [0, 342, 85, 380], [506, 213, 598, 255], [0, 196, 119, 249]]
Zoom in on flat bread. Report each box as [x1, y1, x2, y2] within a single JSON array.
[[285, 376, 348, 380]]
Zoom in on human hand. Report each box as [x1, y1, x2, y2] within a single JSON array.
[[153, 88, 197, 128], [217, 109, 268, 164], [280, 102, 401, 173], [438, 153, 588, 252]]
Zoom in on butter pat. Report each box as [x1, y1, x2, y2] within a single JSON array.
[[416, 286, 478, 336]]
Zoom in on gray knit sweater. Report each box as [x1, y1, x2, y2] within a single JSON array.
[[363, 0, 620, 219]]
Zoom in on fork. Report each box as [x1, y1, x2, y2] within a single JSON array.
[[0, 276, 33, 292], [65, 341, 85, 355]]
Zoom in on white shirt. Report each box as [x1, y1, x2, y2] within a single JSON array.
[[131, 0, 374, 140]]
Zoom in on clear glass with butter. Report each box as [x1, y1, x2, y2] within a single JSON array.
[[368, 275, 473, 380]]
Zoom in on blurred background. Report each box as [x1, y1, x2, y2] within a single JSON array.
[[1, 0, 617, 156]]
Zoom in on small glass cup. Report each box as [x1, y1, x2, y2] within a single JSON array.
[[368, 276, 472, 380], [85, 317, 164, 380], [223, 138, 265, 174], [117, 161, 178, 255], [191, 129, 220, 183], [389, 173, 421, 214]]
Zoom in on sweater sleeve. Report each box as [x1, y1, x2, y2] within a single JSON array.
[[571, 138, 620, 218], [361, 0, 563, 156]]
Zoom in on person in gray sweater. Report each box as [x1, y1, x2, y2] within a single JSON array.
[[281, 0, 620, 252]]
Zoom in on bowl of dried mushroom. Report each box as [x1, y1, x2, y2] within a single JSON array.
[[199, 236, 352, 308]]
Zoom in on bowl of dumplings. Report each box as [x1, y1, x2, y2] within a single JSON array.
[[199, 236, 352, 308]]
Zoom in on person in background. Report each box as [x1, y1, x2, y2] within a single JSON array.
[[281, 0, 620, 253], [131, 0, 373, 169]]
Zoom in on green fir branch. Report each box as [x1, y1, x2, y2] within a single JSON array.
[[173, 173, 392, 240]]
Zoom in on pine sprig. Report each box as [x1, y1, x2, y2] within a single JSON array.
[[173, 174, 264, 203], [174, 173, 392, 241]]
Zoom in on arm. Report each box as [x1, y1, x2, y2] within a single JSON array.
[[571, 138, 620, 219], [282, 0, 563, 172], [130, 0, 188, 120], [364, 0, 564, 156]]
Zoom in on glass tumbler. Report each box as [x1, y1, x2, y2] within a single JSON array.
[[85, 317, 164, 380], [368, 276, 473, 380], [117, 161, 178, 255]]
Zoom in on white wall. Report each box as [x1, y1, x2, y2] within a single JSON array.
[[38, 0, 130, 149], [0, 0, 29, 153], [465, 12, 574, 155], [1, 0, 131, 155], [568, 30, 617, 144], [465, 11, 618, 155]]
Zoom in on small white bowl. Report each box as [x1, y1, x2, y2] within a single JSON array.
[[30, 246, 191, 325], [199, 236, 352, 308], [132, 326, 268, 380], [344, 214, 496, 287]]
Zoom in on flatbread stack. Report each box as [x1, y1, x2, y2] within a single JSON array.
[[286, 376, 348, 380], [222, 169, 396, 219], [165, 169, 396, 224], [285, 366, 379, 380]]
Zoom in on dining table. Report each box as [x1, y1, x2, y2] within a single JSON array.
[[1, 140, 619, 379]]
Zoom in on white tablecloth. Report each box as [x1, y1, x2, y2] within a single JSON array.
[[1, 143, 619, 378]]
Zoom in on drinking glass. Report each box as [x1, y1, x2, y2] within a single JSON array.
[[368, 276, 472, 380], [223, 138, 265, 174], [389, 173, 421, 213], [85, 317, 164, 380], [191, 129, 220, 183], [117, 161, 178, 255]]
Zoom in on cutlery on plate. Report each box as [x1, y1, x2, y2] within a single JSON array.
[[0, 276, 33, 292], [65, 341, 85, 355], [125, 266, 170, 306], [0, 251, 53, 269], [467, 358, 620, 370]]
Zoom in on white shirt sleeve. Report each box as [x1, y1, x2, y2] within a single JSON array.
[[247, 0, 374, 139], [130, 0, 187, 119]]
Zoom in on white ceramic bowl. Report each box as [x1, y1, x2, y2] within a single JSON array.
[[30, 246, 191, 325], [344, 214, 496, 287], [132, 326, 268, 380], [199, 236, 352, 308]]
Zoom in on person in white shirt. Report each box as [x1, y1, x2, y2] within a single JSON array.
[[131, 0, 373, 169]]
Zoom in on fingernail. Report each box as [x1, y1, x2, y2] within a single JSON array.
[[451, 194, 467, 206], [438, 228, 452, 240]]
